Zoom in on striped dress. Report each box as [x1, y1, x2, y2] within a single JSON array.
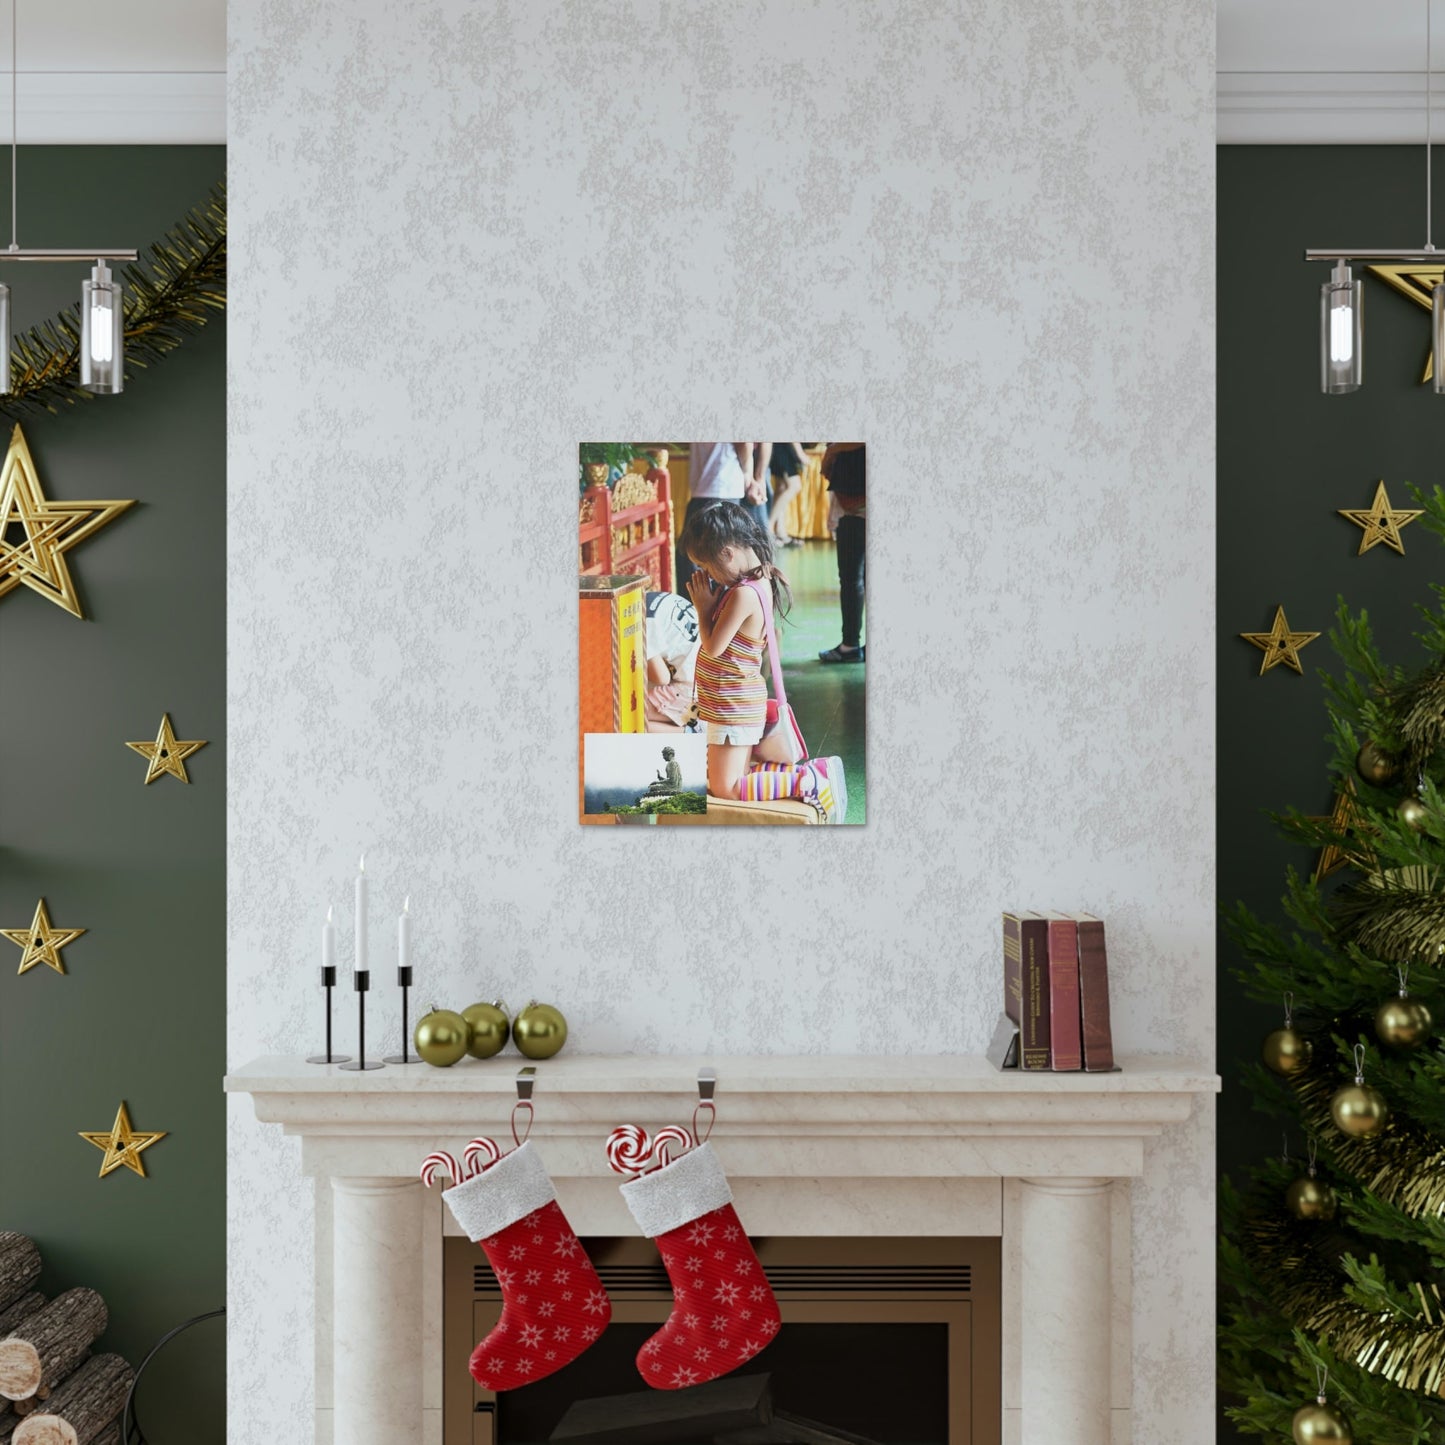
[[695, 580, 768, 732]]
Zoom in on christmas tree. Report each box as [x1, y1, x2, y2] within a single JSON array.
[[1220, 487, 1445, 1442]]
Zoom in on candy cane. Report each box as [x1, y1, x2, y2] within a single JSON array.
[[606, 1124, 652, 1177], [419, 1150, 461, 1189], [463, 1136, 503, 1178], [651, 1125, 693, 1169]]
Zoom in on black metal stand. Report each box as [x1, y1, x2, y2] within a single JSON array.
[[384, 965, 419, 1063], [306, 966, 352, 1064], [338, 970, 385, 1071]]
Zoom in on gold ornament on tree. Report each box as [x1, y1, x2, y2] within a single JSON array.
[[1397, 794, 1432, 833], [1375, 963, 1432, 1049], [1239, 605, 1320, 675], [78, 1101, 166, 1179], [1285, 1136, 1337, 1221], [125, 712, 208, 784], [1329, 1044, 1389, 1139], [1263, 993, 1313, 1076], [1354, 740, 1401, 788], [1337, 480, 1422, 556], [461, 1000, 510, 1059], [1292, 1365, 1352, 1444], [2, 898, 85, 976], [0, 424, 134, 619], [1310, 779, 1374, 881]]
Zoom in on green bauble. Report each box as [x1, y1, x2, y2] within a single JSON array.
[[414, 1006, 471, 1067], [1355, 741, 1400, 787], [462, 1000, 511, 1059], [513, 1001, 568, 1059], [1262, 1026, 1312, 1076], [1285, 1174, 1337, 1221], [1292, 1401, 1352, 1444]]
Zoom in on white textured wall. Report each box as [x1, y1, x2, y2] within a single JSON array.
[[227, 1, 1216, 1439]]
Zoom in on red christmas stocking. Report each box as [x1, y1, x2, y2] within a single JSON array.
[[620, 1143, 781, 1389], [440, 1142, 612, 1390]]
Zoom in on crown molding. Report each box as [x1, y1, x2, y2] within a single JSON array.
[[1219, 71, 1445, 144], [0, 72, 224, 144]]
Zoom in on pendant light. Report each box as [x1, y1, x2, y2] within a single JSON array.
[[1306, 0, 1444, 395], [0, 0, 135, 396]]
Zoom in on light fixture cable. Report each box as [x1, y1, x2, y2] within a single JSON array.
[[10, 0, 16, 252], [1429, 0, 1434, 251]]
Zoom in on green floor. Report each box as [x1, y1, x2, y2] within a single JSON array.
[[774, 540, 867, 824]]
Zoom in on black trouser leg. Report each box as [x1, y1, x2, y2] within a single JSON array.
[[835, 514, 865, 648], [674, 497, 721, 597]]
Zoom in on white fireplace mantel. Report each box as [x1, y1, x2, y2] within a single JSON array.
[[226, 1054, 1217, 1445]]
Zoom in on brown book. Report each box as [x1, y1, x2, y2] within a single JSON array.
[[1043, 913, 1082, 1071], [1075, 913, 1115, 1072], [1003, 911, 1050, 1069]]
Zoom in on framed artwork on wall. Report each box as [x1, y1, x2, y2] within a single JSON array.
[[577, 443, 866, 826]]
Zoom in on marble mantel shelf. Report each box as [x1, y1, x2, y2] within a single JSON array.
[[227, 1055, 1218, 1445]]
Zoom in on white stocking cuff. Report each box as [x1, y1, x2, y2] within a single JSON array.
[[441, 1141, 556, 1242], [620, 1142, 733, 1238]]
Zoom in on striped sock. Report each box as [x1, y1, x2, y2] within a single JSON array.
[[739, 762, 833, 816]]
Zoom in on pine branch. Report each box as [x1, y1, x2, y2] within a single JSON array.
[[0, 185, 226, 416]]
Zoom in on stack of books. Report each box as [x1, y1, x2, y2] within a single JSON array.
[[991, 912, 1115, 1072]]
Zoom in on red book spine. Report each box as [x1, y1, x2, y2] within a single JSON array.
[[1077, 917, 1115, 1072], [1046, 917, 1082, 1071], [1019, 914, 1050, 1070]]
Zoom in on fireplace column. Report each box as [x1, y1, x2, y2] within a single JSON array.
[[1018, 1177, 1112, 1440], [332, 1177, 423, 1444]]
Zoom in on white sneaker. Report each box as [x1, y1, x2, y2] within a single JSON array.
[[817, 756, 848, 824]]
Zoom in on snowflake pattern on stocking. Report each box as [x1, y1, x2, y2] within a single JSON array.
[[467, 1200, 612, 1391], [637, 1201, 780, 1391]]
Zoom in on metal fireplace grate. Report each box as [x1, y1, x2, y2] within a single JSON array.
[[473, 1262, 972, 1296]]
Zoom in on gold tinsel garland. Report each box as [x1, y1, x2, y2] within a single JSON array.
[[1292, 1061, 1445, 1220], [1243, 1207, 1445, 1397]]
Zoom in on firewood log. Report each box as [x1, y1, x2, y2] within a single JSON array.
[[0, 1302, 43, 1343], [0, 1242, 40, 1318], [11, 1354, 131, 1445], [0, 1291, 107, 1400]]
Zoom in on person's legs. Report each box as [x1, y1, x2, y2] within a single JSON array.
[[769, 472, 802, 540], [674, 497, 717, 596], [708, 741, 752, 800], [836, 514, 865, 649]]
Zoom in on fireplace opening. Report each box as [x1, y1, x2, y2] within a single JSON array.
[[443, 1236, 1000, 1444]]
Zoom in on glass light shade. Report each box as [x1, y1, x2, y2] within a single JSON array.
[[80, 260, 124, 395], [1433, 282, 1445, 395], [0, 282, 11, 395], [1320, 261, 1362, 394]]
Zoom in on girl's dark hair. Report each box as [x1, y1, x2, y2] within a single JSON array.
[[680, 501, 792, 619]]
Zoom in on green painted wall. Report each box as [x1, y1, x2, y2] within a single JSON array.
[[0, 147, 224, 1441], [1218, 146, 1445, 1438]]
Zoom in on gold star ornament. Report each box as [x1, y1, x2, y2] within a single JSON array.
[[126, 713, 207, 784], [1338, 480, 1422, 556], [0, 424, 134, 618], [1239, 605, 1320, 675], [1310, 778, 1376, 881], [2, 898, 86, 976], [79, 1102, 167, 1178]]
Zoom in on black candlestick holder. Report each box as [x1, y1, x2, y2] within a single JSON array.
[[384, 965, 420, 1064], [306, 966, 353, 1064], [338, 970, 385, 1071]]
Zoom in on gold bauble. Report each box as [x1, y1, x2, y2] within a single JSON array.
[[413, 1006, 471, 1067], [462, 1000, 510, 1059], [512, 1000, 568, 1060], [1398, 795, 1432, 833], [1355, 741, 1400, 787], [1292, 1401, 1352, 1444], [1285, 1175, 1338, 1221], [1262, 1026, 1313, 1076], [1375, 995, 1433, 1049], [1330, 1082, 1389, 1137]]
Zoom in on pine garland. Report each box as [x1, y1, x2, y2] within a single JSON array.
[[0, 185, 226, 415]]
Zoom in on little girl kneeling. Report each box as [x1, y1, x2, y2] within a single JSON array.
[[680, 502, 846, 821]]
